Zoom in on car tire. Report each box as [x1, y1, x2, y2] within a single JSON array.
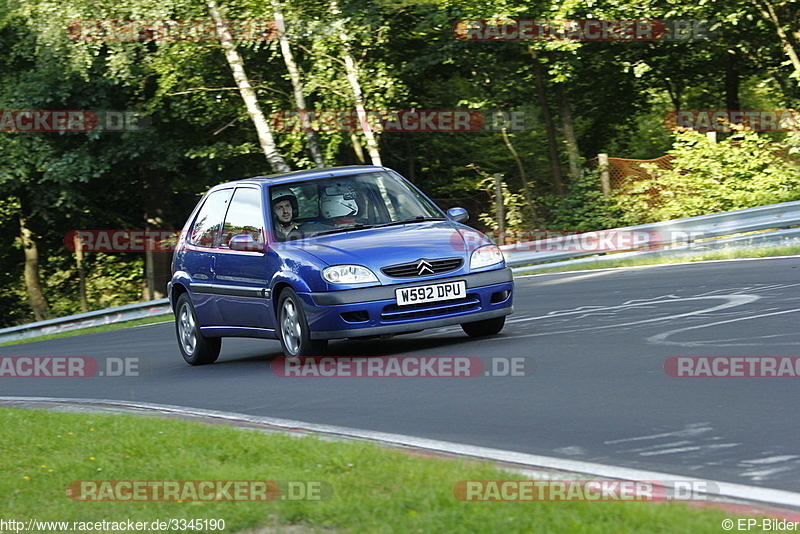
[[461, 316, 506, 337], [175, 293, 221, 365], [277, 288, 328, 357]]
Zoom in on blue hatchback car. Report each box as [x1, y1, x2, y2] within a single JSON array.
[[169, 165, 514, 364]]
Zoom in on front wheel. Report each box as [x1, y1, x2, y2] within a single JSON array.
[[277, 288, 328, 357], [175, 293, 221, 365], [461, 316, 506, 337]]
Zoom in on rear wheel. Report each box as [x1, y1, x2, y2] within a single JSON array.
[[277, 288, 328, 357], [461, 316, 506, 337], [175, 293, 221, 365]]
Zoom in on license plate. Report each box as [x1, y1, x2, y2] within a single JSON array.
[[395, 281, 466, 306]]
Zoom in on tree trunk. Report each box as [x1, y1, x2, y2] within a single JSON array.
[[350, 132, 366, 163], [665, 78, 683, 110], [73, 233, 88, 313], [142, 168, 170, 300], [18, 207, 49, 321], [556, 84, 581, 182], [272, 0, 325, 167], [725, 49, 741, 112], [493, 173, 505, 244], [331, 0, 382, 166], [501, 127, 537, 221], [206, 0, 290, 172], [752, 0, 800, 80], [405, 137, 415, 182], [528, 47, 564, 196]]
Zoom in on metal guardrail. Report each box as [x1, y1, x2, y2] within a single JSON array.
[[2, 200, 799, 345], [0, 298, 172, 344], [501, 199, 800, 268], [510, 228, 800, 274]]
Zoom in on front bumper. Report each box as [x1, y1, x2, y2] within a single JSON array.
[[304, 268, 514, 340]]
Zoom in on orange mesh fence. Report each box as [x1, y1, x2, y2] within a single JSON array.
[[587, 154, 674, 208], [605, 155, 674, 190]]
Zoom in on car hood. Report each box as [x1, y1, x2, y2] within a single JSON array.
[[292, 221, 493, 272]]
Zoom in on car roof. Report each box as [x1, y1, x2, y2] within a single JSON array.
[[222, 165, 391, 188]]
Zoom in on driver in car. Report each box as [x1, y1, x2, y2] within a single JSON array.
[[272, 192, 303, 242]]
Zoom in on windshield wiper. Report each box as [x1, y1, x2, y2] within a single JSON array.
[[311, 223, 373, 237], [311, 217, 444, 236], [372, 216, 446, 228]]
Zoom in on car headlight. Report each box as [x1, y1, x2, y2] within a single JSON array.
[[470, 245, 504, 269], [322, 265, 378, 284]]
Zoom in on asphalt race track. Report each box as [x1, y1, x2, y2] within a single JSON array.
[[2, 257, 799, 494]]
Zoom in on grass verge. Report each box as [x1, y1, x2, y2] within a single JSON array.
[[518, 245, 800, 275], [0, 407, 768, 533]]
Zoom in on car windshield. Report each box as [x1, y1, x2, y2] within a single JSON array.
[[269, 170, 445, 240]]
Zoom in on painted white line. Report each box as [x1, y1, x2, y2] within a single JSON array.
[[637, 446, 703, 456], [605, 423, 712, 444], [132, 320, 172, 328], [743, 456, 800, 465], [647, 307, 800, 347], [2, 396, 799, 509]]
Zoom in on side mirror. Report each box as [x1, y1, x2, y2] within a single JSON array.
[[446, 207, 469, 224], [229, 234, 265, 252]]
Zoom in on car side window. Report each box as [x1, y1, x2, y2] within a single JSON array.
[[220, 187, 265, 248], [190, 189, 233, 248]]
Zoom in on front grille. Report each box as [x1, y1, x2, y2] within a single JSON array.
[[381, 295, 480, 322], [381, 257, 463, 278]]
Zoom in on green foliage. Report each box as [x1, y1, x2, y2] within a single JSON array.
[[43, 254, 145, 319], [615, 128, 800, 224], [539, 169, 626, 231], [474, 175, 529, 233]]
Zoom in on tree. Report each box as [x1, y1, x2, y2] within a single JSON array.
[[206, 0, 290, 172]]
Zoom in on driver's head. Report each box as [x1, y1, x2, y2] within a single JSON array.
[[272, 192, 298, 226], [273, 198, 293, 224]]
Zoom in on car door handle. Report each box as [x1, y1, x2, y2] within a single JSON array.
[[210, 255, 216, 274]]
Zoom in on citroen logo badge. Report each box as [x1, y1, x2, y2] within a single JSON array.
[[416, 259, 434, 276]]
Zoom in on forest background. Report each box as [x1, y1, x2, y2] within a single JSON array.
[[1, 0, 798, 327]]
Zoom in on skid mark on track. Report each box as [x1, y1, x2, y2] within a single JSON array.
[[740, 456, 800, 481], [502, 294, 760, 339], [601, 424, 800, 485]]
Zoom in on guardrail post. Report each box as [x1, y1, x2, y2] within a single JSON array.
[[494, 173, 505, 244], [598, 153, 611, 196]]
